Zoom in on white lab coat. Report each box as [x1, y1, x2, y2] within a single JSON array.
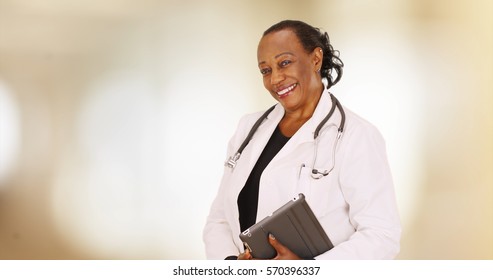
[[203, 89, 401, 259]]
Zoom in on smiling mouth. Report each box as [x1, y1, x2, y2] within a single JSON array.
[[276, 83, 298, 97]]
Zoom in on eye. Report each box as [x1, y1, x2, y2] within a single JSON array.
[[280, 60, 291, 67], [260, 68, 271, 75]]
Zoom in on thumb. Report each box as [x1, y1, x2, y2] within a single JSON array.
[[268, 233, 287, 255], [244, 248, 253, 260]]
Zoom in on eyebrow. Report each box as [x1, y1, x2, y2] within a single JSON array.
[[258, 52, 295, 66]]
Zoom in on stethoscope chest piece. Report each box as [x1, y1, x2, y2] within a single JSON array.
[[225, 152, 240, 169]]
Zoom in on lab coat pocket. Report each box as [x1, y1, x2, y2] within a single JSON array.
[[296, 164, 312, 195], [296, 164, 331, 218]]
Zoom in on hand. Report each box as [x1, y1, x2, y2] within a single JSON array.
[[268, 233, 302, 260], [237, 248, 253, 260], [237, 233, 302, 260]]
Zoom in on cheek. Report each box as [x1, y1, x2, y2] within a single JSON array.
[[263, 79, 279, 99], [262, 77, 272, 91], [293, 61, 313, 81]]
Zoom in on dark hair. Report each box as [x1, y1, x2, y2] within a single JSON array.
[[263, 20, 344, 89]]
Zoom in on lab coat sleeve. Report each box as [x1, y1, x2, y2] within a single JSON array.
[[316, 122, 401, 259], [202, 114, 256, 259], [202, 139, 240, 259], [202, 171, 240, 259]]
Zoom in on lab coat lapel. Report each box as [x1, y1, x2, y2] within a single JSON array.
[[228, 105, 284, 197], [242, 104, 284, 167]]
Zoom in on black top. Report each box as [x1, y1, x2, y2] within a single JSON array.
[[237, 125, 291, 232]]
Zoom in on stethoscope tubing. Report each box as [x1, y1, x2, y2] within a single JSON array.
[[225, 93, 345, 172], [315, 94, 345, 138]]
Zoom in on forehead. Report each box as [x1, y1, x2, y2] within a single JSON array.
[[257, 29, 305, 61]]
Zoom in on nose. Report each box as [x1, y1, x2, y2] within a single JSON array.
[[270, 68, 285, 86]]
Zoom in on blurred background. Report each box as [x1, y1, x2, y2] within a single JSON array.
[[0, 0, 491, 259]]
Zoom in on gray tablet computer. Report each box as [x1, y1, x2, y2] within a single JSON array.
[[239, 193, 333, 259]]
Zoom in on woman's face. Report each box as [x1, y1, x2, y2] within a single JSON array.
[[257, 29, 323, 114]]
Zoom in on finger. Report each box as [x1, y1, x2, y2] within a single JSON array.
[[238, 249, 253, 260], [244, 249, 253, 260], [268, 233, 287, 256], [268, 233, 302, 260]]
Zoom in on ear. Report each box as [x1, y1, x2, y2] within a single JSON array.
[[312, 47, 323, 72]]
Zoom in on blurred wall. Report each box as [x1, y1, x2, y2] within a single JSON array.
[[0, 0, 491, 259]]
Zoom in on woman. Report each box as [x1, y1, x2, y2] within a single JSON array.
[[203, 20, 401, 260]]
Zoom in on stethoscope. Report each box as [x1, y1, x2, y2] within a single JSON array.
[[225, 93, 345, 179]]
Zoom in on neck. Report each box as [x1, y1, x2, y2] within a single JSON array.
[[279, 85, 324, 137], [285, 82, 324, 120]]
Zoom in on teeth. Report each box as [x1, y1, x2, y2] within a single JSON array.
[[277, 84, 297, 96]]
